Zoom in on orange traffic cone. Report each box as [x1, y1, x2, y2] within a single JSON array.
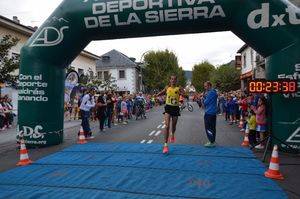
[[241, 134, 249, 146], [77, 126, 87, 144], [17, 139, 33, 166], [265, 145, 284, 180]]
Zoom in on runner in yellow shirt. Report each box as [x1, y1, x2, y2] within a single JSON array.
[[156, 75, 185, 154]]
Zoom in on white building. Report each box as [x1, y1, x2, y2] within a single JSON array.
[[0, 15, 100, 112], [96, 49, 143, 94], [236, 44, 266, 92]]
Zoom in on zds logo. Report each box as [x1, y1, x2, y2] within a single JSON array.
[[247, 3, 300, 29], [30, 17, 69, 47]]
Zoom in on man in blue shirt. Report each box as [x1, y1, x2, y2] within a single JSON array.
[[203, 81, 218, 147]]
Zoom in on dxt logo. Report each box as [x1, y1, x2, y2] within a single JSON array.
[[247, 3, 300, 29]]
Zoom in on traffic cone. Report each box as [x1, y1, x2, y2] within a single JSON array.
[[17, 139, 33, 166], [241, 134, 249, 146], [265, 145, 284, 180], [77, 126, 87, 144]]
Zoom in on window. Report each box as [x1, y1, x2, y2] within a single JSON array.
[[243, 54, 247, 68], [12, 52, 20, 60], [89, 70, 94, 79], [78, 68, 84, 76], [104, 71, 109, 80], [97, 71, 103, 79], [250, 49, 254, 65], [119, 70, 125, 79]]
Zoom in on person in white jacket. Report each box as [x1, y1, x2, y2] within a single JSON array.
[[79, 89, 96, 138]]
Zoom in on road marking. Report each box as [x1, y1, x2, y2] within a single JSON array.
[[147, 140, 153, 144], [155, 130, 161, 136], [149, 130, 156, 136], [140, 140, 146, 143], [161, 124, 166, 129], [157, 124, 162, 129]]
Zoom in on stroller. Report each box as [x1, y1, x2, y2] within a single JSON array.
[[135, 100, 146, 120]]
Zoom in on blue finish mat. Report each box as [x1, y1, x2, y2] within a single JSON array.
[[0, 143, 287, 199]]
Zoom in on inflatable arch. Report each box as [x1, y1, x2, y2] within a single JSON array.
[[18, 0, 300, 148]]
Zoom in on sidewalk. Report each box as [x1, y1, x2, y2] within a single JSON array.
[[0, 120, 81, 145]]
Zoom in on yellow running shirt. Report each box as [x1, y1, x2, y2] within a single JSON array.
[[166, 86, 180, 106]]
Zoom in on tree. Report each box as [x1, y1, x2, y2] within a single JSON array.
[[86, 76, 103, 90], [211, 64, 240, 92], [0, 35, 20, 90], [192, 61, 215, 92], [100, 74, 117, 91], [142, 49, 186, 93]]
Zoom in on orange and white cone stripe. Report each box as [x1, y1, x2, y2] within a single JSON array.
[[17, 139, 33, 166], [77, 126, 87, 144], [241, 134, 249, 147], [265, 145, 284, 180]]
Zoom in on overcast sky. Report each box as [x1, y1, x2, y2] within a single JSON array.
[[0, 0, 245, 71]]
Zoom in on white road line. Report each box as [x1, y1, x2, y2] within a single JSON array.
[[157, 124, 162, 129], [147, 140, 153, 144], [140, 140, 146, 143], [161, 124, 166, 129], [155, 130, 161, 136], [149, 130, 156, 136]]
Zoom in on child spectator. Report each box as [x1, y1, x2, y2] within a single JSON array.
[[121, 96, 128, 124], [247, 110, 257, 147], [251, 96, 267, 149]]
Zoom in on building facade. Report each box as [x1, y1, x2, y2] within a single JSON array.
[[96, 49, 143, 94], [236, 44, 266, 93], [0, 15, 100, 112]]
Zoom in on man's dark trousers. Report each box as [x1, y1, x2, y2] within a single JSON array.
[[204, 113, 217, 143]]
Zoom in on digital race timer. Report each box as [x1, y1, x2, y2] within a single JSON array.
[[248, 80, 297, 93]]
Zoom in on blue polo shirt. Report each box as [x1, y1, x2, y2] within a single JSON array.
[[203, 89, 218, 115]]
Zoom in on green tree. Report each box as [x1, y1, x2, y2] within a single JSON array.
[[86, 76, 103, 89], [100, 74, 117, 91], [0, 35, 20, 90], [176, 67, 187, 88], [142, 49, 186, 93], [192, 61, 215, 92], [211, 64, 240, 92]]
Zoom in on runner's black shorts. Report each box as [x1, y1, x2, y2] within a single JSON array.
[[164, 105, 180, 117]]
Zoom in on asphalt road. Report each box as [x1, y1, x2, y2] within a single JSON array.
[[0, 103, 299, 198]]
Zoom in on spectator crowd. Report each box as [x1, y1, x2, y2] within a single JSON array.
[[0, 95, 15, 131], [64, 89, 165, 138]]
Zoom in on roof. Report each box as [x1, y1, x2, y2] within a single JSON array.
[[0, 15, 35, 36], [96, 49, 137, 70], [0, 15, 99, 60], [237, 44, 249, 54]]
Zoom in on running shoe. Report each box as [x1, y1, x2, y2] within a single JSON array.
[[204, 142, 216, 148], [86, 136, 95, 140], [169, 136, 176, 143], [240, 129, 245, 132], [255, 144, 265, 149], [163, 146, 169, 154]]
